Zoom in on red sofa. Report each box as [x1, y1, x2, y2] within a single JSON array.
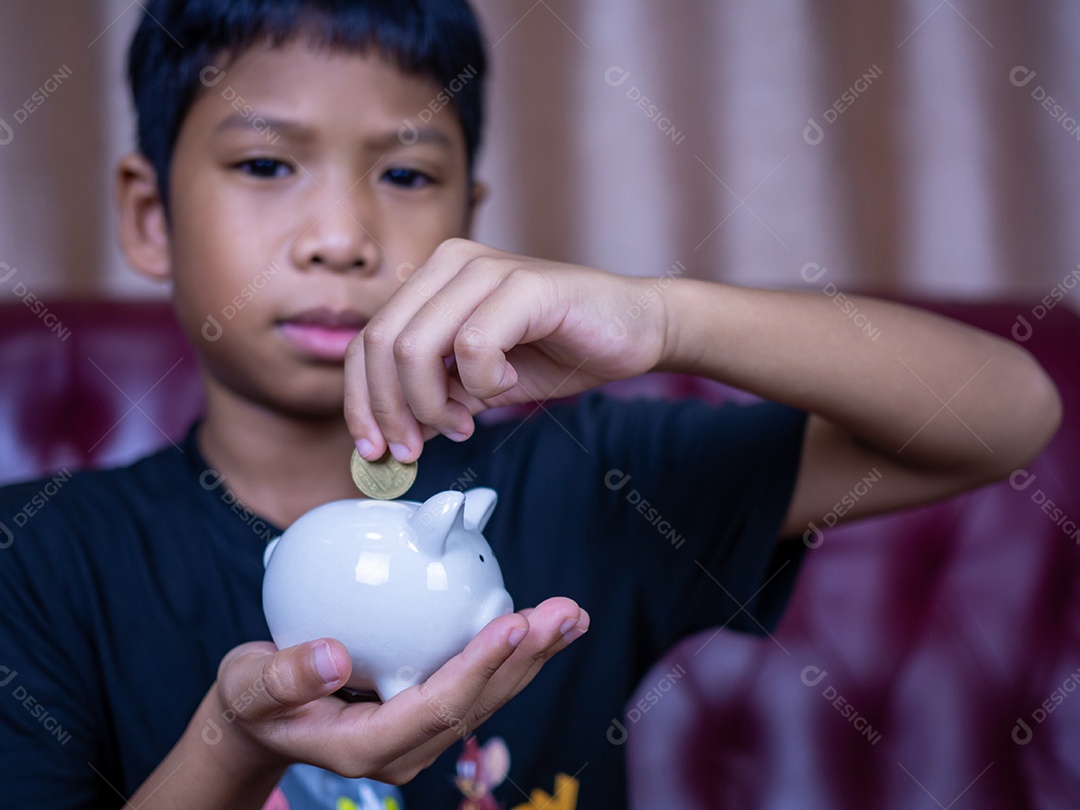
[[2, 298, 1078, 809]]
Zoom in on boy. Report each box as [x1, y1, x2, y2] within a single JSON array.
[[0, 0, 1060, 808]]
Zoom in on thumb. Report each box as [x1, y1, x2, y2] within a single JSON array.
[[218, 639, 353, 720]]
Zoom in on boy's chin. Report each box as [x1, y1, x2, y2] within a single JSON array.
[[279, 396, 348, 422], [266, 384, 348, 422], [210, 367, 348, 423]]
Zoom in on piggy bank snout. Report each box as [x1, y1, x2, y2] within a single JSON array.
[[476, 588, 515, 633]]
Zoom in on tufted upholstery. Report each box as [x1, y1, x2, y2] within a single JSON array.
[[2, 298, 1078, 808], [0, 301, 201, 485]]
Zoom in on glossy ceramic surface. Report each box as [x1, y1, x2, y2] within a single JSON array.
[[262, 488, 513, 700]]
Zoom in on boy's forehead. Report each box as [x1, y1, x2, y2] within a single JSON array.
[[190, 39, 460, 140]]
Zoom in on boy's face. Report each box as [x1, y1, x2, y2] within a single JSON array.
[[149, 41, 477, 418]]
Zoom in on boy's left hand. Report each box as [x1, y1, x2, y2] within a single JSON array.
[[345, 238, 666, 462]]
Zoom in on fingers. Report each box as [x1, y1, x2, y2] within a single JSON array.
[[385, 598, 589, 774], [359, 611, 531, 763], [345, 240, 642, 461], [394, 264, 553, 416], [344, 337, 381, 459], [355, 313, 425, 463], [467, 596, 590, 707], [451, 274, 551, 401], [346, 240, 475, 462], [346, 239, 562, 462], [391, 263, 507, 441], [208, 600, 588, 785], [217, 638, 353, 721], [392, 595, 589, 742]]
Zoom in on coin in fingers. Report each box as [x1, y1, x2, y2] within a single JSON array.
[[350, 449, 418, 500]]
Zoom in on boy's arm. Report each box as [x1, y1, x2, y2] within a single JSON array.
[[656, 280, 1062, 538], [132, 598, 587, 809], [345, 240, 1061, 537]]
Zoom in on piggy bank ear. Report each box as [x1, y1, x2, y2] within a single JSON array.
[[463, 488, 498, 532], [411, 491, 466, 556]]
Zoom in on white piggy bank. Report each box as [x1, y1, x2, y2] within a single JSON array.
[[262, 488, 514, 700]]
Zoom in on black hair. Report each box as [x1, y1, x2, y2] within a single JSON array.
[[127, 0, 487, 212]]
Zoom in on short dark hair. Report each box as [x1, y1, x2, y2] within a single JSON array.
[[127, 0, 487, 213]]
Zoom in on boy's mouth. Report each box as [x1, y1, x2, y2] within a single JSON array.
[[277, 308, 367, 362]]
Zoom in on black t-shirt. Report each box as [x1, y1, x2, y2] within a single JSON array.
[[0, 393, 807, 809]]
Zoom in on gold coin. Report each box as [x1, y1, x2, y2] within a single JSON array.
[[350, 448, 417, 500]]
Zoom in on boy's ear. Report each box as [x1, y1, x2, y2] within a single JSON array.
[[116, 153, 172, 281], [464, 180, 488, 238]]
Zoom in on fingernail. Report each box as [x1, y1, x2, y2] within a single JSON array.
[[389, 443, 411, 462], [508, 627, 527, 647], [447, 432, 469, 443], [313, 641, 341, 684], [356, 438, 375, 460], [559, 618, 577, 635], [562, 625, 587, 644]]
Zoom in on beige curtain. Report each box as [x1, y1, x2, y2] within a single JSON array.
[[1, 0, 1078, 303]]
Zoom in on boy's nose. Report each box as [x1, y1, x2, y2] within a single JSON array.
[[290, 197, 381, 275]]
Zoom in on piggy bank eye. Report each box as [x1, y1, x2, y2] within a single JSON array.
[[479, 554, 485, 562]]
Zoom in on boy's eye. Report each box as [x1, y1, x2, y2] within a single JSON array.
[[235, 158, 292, 179], [382, 166, 433, 189]]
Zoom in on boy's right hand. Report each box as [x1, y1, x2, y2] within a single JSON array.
[[207, 596, 587, 786]]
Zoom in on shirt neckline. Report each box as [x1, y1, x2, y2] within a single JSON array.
[[178, 421, 285, 542]]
